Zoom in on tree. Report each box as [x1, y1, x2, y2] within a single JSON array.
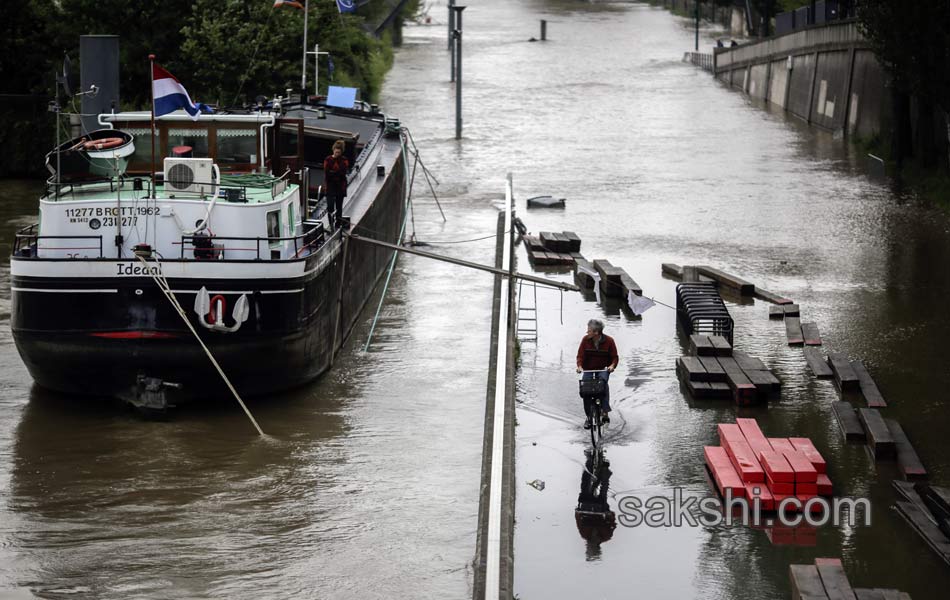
[[858, 2, 950, 168]]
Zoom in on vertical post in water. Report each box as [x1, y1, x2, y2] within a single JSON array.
[[541, 19, 547, 41], [449, 0, 456, 81], [694, 0, 700, 52], [452, 5, 466, 140]]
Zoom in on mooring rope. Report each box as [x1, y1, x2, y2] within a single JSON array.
[[134, 254, 265, 436]]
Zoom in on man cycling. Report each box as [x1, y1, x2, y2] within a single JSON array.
[[576, 319, 619, 429]]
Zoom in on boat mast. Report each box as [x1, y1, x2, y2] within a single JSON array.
[[300, 0, 309, 98]]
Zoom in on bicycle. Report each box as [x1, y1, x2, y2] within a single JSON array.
[[578, 368, 610, 448]]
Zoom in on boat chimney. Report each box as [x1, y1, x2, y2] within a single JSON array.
[[79, 35, 120, 134]]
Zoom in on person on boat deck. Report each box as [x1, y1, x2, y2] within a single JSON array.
[[323, 139, 349, 229], [576, 319, 618, 428]]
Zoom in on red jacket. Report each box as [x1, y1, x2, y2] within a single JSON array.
[[576, 334, 619, 370], [323, 155, 350, 195]]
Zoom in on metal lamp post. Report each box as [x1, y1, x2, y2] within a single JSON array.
[[452, 5, 466, 140]]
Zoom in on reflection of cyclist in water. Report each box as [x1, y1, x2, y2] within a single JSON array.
[[575, 449, 616, 560]]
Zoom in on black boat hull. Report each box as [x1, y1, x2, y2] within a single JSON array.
[[11, 152, 405, 404]]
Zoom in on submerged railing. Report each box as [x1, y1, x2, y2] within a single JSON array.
[[684, 51, 714, 72]]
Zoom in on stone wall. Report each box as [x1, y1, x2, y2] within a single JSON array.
[[713, 20, 888, 141]]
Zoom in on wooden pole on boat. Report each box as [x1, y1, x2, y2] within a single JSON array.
[[149, 54, 157, 200]]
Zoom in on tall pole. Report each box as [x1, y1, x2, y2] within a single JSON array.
[[301, 0, 309, 96], [452, 6, 466, 140], [449, 0, 456, 82], [448, 0, 455, 50], [314, 43, 319, 96], [149, 54, 157, 199], [695, 1, 700, 52]]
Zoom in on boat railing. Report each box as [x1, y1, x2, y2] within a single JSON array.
[[178, 222, 330, 261], [14, 224, 104, 258]]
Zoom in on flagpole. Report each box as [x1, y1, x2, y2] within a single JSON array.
[[149, 54, 157, 200], [301, 0, 309, 99]]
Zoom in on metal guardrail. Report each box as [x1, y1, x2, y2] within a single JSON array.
[[179, 224, 329, 261], [684, 52, 714, 72], [14, 224, 105, 258]]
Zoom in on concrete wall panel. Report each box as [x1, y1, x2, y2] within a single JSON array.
[[811, 50, 851, 130], [787, 53, 816, 119], [748, 63, 769, 99], [768, 59, 789, 108]]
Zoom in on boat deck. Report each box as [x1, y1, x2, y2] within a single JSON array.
[[46, 172, 290, 205]]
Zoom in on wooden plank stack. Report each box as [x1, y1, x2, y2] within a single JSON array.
[[704, 418, 833, 511], [789, 557, 913, 600], [525, 230, 581, 266], [677, 336, 780, 404], [893, 481, 950, 568], [769, 302, 824, 346]]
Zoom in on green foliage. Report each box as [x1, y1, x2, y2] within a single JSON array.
[[857, 1, 950, 113], [178, 1, 395, 107], [0, 0, 403, 176]]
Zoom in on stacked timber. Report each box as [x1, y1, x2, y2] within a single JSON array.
[[771, 303, 823, 347], [789, 557, 913, 600], [659, 262, 791, 303], [524, 230, 582, 266], [704, 418, 832, 511], [893, 481, 950, 568], [829, 403, 925, 479], [677, 335, 781, 404]]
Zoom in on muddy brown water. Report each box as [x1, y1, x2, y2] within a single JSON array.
[[3, 0, 950, 598]]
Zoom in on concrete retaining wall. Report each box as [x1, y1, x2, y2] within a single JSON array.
[[713, 20, 888, 140]]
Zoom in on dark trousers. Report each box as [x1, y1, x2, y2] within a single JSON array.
[[327, 193, 345, 227]]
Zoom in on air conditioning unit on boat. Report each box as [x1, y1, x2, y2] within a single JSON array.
[[163, 158, 216, 197]]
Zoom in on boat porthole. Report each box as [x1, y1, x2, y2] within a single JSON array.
[[135, 289, 143, 296]]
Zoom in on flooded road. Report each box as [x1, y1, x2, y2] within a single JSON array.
[[2, 0, 950, 598]]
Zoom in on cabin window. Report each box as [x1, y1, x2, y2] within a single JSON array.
[[125, 128, 155, 168], [166, 128, 209, 158], [266, 210, 281, 246], [217, 129, 257, 166], [287, 203, 295, 237]]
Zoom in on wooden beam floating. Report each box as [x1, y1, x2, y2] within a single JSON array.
[[804, 348, 834, 378], [832, 401, 866, 442], [696, 265, 756, 296], [786, 316, 805, 346], [802, 322, 823, 346], [755, 288, 793, 304], [858, 408, 896, 460], [689, 334, 717, 357], [815, 559, 859, 600], [708, 335, 733, 357], [827, 353, 860, 392], [851, 360, 887, 408], [561, 231, 582, 253], [733, 350, 767, 372], [662, 263, 684, 279], [885, 419, 927, 480], [789, 564, 829, 600]]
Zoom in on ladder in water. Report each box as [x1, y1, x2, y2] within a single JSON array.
[[516, 279, 538, 341]]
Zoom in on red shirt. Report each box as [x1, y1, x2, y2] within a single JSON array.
[[576, 334, 619, 370]]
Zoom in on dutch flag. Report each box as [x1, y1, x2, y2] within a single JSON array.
[[152, 64, 209, 120]]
